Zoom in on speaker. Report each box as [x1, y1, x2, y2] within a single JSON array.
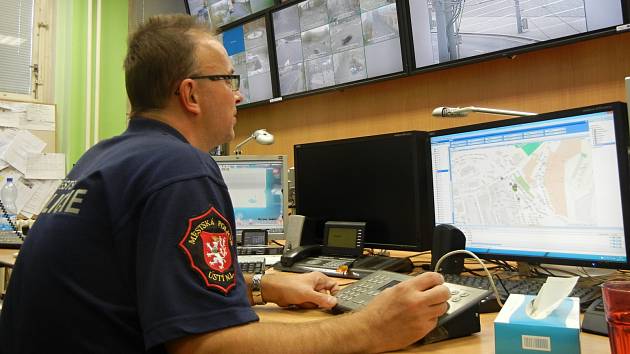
[[284, 214, 306, 251], [431, 224, 466, 274]]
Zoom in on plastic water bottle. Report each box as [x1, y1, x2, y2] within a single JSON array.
[[0, 177, 18, 236]]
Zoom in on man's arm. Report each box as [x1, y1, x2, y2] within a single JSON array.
[[243, 272, 340, 308], [166, 272, 450, 354]]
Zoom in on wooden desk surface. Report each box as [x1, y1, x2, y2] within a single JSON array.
[[254, 304, 611, 353], [0, 249, 17, 268]]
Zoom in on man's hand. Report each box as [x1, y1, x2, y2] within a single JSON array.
[[261, 272, 340, 309], [356, 272, 450, 353]]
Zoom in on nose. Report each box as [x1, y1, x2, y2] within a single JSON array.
[[234, 90, 243, 105]]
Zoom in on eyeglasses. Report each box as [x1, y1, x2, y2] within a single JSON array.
[[189, 74, 240, 91]]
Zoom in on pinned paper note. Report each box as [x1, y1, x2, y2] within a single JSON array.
[[526, 276, 579, 320]]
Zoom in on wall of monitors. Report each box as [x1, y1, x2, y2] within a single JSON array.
[[186, 0, 275, 28], [408, 0, 626, 70], [272, 0, 404, 96], [218, 16, 274, 105], [184, 0, 629, 108]]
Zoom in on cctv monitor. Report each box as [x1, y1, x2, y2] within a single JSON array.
[[185, 0, 275, 28], [408, 0, 628, 72], [214, 155, 289, 240], [294, 131, 434, 251], [429, 102, 630, 269], [217, 16, 274, 105], [271, 0, 405, 97]]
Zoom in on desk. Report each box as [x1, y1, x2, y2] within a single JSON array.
[[254, 305, 611, 353], [0, 249, 17, 268]]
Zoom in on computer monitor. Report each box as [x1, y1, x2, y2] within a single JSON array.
[[429, 102, 630, 269], [217, 15, 274, 106], [294, 131, 434, 251], [271, 0, 405, 97], [408, 0, 627, 72], [185, 0, 275, 28], [213, 155, 289, 240]]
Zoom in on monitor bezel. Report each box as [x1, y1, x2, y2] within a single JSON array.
[[404, 0, 630, 76], [428, 101, 630, 270], [213, 154, 290, 240]]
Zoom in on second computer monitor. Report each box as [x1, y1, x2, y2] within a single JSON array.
[[430, 102, 630, 269], [214, 155, 289, 240], [294, 131, 434, 251]]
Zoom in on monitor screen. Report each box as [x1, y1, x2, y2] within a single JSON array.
[[185, 0, 275, 28], [214, 155, 289, 239], [294, 131, 434, 251], [217, 16, 274, 105], [272, 0, 404, 96], [408, 0, 626, 71], [429, 102, 630, 269]]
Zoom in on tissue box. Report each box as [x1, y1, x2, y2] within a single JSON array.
[[494, 294, 581, 354]]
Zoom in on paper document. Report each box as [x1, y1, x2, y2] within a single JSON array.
[[25, 153, 66, 179], [2, 130, 46, 174]]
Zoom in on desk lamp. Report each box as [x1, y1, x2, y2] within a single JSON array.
[[432, 106, 537, 118], [233, 129, 274, 155]]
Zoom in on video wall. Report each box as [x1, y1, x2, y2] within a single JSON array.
[[186, 0, 629, 107]]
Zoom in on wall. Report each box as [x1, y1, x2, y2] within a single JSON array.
[[233, 32, 630, 167], [55, 0, 128, 169]]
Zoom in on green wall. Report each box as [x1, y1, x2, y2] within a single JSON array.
[[55, 0, 128, 170]]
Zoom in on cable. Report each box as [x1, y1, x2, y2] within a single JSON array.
[[435, 249, 504, 308]]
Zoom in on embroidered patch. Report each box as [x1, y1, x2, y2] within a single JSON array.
[[178, 206, 236, 294]]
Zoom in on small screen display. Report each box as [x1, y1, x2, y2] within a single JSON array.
[[327, 227, 358, 248]]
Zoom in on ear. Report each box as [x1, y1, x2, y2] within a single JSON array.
[[177, 78, 202, 115]]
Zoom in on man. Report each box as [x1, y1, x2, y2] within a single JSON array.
[[0, 14, 449, 353]]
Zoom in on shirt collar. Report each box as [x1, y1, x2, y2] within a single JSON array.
[[126, 116, 189, 144]]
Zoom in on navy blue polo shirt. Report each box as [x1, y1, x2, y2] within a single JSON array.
[[0, 117, 258, 353]]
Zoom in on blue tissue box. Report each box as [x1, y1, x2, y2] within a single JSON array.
[[494, 294, 580, 354]]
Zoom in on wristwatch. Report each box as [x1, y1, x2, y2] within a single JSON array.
[[251, 273, 266, 305]]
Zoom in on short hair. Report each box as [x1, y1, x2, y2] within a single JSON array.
[[124, 14, 215, 115]]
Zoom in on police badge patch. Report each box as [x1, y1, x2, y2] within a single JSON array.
[[178, 206, 236, 294]]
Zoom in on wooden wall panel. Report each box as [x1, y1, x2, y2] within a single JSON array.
[[233, 32, 630, 167]]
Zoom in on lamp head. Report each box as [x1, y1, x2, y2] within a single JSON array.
[[233, 128, 275, 155], [253, 129, 274, 145]]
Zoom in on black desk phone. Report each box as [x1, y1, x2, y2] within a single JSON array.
[[333, 270, 492, 328], [280, 221, 366, 266]]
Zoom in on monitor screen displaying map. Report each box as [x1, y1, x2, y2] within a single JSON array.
[[429, 102, 630, 269], [272, 0, 404, 97]]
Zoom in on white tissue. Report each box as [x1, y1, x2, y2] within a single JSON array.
[[525, 277, 579, 320]]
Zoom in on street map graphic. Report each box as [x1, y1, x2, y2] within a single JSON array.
[[450, 137, 595, 227]]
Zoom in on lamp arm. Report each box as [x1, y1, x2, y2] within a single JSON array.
[[468, 106, 537, 117], [233, 135, 255, 155]]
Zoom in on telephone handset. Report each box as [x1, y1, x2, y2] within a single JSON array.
[[332, 270, 491, 327], [280, 244, 322, 266]]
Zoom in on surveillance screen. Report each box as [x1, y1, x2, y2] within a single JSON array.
[[409, 0, 624, 69], [218, 17, 274, 105], [187, 0, 275, 28], [273, 0, 404, 96]]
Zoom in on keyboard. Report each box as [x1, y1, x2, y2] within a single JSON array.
[[443, 273, 602, 312], [238, 260, 266, 274], [581, 297, 608, 336], [0, 233, 23, 249]]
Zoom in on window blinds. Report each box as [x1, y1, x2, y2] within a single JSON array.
[[0, 0, 34, 95]]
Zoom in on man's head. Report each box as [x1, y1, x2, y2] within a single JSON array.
[[124, 15, 242, 150], [124, 15, 208, 115]]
